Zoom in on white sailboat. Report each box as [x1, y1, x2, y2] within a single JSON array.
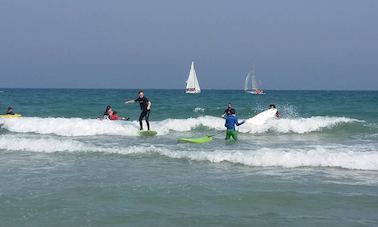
[[185, 61, 201, 94], [244, 68, 265, 95]]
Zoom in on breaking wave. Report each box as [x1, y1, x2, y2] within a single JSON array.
[[0, 135, 377, 170], [0, 116, 363, 137]]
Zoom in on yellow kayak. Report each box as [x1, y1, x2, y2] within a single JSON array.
[[0, 114, 22, 118]]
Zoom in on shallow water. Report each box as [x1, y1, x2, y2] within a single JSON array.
[[0, 89, 377, 226]]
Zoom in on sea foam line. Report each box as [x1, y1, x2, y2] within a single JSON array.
[[0, 116, 362, 137], [0, 135, 377, 170]]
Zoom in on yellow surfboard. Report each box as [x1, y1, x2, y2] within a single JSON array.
[[0, 114, 22, 118]]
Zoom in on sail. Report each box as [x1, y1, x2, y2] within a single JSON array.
[[244, 72, 251, 91], [186, 61, 201, 93], [251, 74, 258, 90], [244, 67, 265, 94], [244, 70, 256, 91]]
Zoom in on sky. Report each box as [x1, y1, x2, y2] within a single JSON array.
[[0, 0, 377, 90]]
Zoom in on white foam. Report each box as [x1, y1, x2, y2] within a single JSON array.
[[194, 107, 205, 113], [168, 146, 378, 170], [239, 116, 361, 134], [0, 135, 377, 170], [0, 117, 139, 136], [153, 116, 224, 134], [0, 116, 361, 137]]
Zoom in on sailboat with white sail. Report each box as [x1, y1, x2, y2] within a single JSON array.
[[244, 68, 265, 95], [185, 61, 201, 94]]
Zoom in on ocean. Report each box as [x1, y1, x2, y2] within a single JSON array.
[[0, 89, 377, 226]]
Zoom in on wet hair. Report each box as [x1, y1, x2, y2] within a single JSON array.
[[230, 109, 236, 115], [7, 106, 12, 110], [104, 105, 112, 115], [138, 90, 144, 94], [269, 104, 276, 109]]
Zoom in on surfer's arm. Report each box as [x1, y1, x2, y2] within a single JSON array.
[[147, 101, 151, 110], [236, 120, 245, 126], [125, 100, 135, 104]]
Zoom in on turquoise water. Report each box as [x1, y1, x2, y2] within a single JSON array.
[[0, 89, 377, 226]]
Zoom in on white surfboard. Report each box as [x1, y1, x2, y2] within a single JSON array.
[[244, 108, 277, 125]]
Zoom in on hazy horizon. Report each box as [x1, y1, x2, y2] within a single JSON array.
[[1, 0, 377, 90]]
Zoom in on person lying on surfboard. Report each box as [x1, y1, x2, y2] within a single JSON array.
[[224, 109, 245, 141], [268, 104, 280, 118], [6, 106, 15, 115], [222, 103, 235, 118], [109, 111, 129, 121], [125, 90, 152, 130]]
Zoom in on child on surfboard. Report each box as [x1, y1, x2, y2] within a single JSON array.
[[102, 105, 129, 120], [125, 90, 152, 130], [224, 109, 245, 141], [109, 111, 129, 121]]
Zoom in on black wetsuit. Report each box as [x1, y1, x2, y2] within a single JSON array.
[[223, 107, 235, 116], [135, 97, 150, 130]]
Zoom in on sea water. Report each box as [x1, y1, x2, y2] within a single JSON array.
[[0, 89, 377, 226]]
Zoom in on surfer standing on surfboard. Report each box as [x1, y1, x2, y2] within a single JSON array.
[[125, 90, 152, 130]]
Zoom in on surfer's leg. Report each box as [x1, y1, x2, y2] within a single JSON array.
[[225, 130, 231, 140], [139, 111, 144, 130], [231, 130, 238, 141], [145, 110, 150, 130]]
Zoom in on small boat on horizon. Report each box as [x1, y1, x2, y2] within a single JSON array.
[[185, 61, 201, 94], [244, 67, 265, 95]]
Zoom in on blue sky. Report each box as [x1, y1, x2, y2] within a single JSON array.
[[0, 0, 377, 90]]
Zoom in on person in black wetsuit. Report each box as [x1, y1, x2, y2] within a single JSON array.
[[125, 90, 152, 130], [103, 105, 112, 119], [6, 106, 15, 115], [222, 103, 235, 118]]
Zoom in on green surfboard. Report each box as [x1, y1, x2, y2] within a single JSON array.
[[178, 136, 213, 143], [138, 130, 158, 136]]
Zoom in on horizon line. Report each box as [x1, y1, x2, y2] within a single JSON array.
[[0, 87, 377, 92]]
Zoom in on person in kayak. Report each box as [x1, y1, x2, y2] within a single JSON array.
[[125, 90, 152, 130], [224, 109, 245, 141], [222, 103, 235, 118], [6, 106, 15, 115], [268, 104, 280, 118]]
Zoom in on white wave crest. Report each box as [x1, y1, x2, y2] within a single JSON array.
[[0, 117, 141, 136], [0, 135, 377, 170], [194, 107, 205, 113], [0, 116, 361, 137], [0, 116, 223, 137], [239, 116, 361, 134]]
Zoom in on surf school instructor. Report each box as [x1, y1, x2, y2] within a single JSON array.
[[125, 90, 152, 131]]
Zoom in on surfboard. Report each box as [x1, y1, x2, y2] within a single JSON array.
[[178, 136, 213, 143], [0, 114, 22, 118], [138, 130, 158, 136], [244, 108, 277, 125]]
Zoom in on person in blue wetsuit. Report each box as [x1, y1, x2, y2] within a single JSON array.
[[224, 109, 245, 141]]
